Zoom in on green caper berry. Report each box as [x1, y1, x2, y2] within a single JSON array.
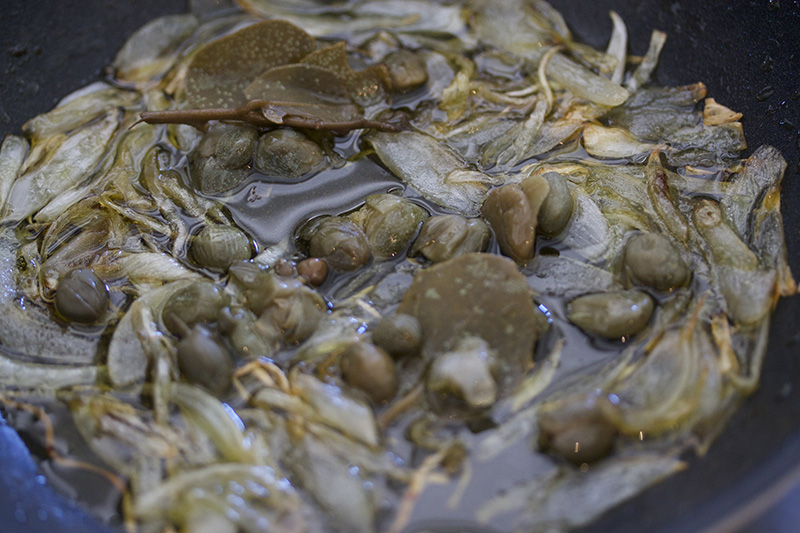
[[340, 342, 398, 404], [176, 325, 233, 395], [371, 313, 422, 359], [54, 268, 109, 324], [190, 225, 253, 272]]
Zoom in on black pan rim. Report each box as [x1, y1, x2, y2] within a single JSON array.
[[1, 1, 798, 532]]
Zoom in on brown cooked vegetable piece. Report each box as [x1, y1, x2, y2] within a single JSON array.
[[397, 253, 537, 388], [184, 19, 316, 109]]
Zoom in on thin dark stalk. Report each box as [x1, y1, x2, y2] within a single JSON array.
[[139, 99, 405, 132]]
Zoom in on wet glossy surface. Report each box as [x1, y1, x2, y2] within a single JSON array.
[[0, 1, 798, 532]]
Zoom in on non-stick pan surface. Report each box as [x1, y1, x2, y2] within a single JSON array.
[[1, 1, 798, 532]]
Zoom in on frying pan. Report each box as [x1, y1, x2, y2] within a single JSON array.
[[0, 1, 798, 532]]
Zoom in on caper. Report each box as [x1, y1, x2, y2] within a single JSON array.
[[176, 324, 234, 395], [232, 267, 294, 315], [219, 306, 278, 358], [537, 172, 573, 237], [410, 214, 490, 263], [304, 216, 371, 272], [258, 287, 325, 345], [254, 129, 324, 179], [228, 260, 264, 289], [296, 257, 328, 286], [215, 125, 258, 169], [340, 342, 398, 404], [538, 394, 617, 464], [622, 232, 689, 291], [371, 313, 422, 359], [349, 194, 428, 259], [190, 156, 250, 195], [384, 49, 428, 92], [161, 282, 228, 335], [189, 123, 257, 195], [54, 268, 109, 324], [544, 421, 615, 465], [190, 225, 253, 272], [193, 123, 257, 168], [520, 174, 550, 217], [480, 183, 535, 265], [567, 289, 654, 340]]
